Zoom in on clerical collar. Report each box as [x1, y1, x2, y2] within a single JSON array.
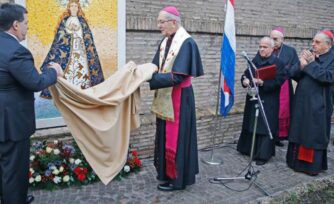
[[258, 54, 275, 66], [168, 33, 176, 39], [317, 49, 333, 63], [274, 46, 281, 51], [5, 31, 19, 42], [273, 45, 283, 58]]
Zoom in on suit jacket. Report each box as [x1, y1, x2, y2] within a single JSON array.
[[0, 31, 57, 142]]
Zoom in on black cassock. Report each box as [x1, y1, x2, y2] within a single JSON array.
[[273, 44, 299, 139], [149, 37, 204, 189], [287, 49, 334, 174], [237, 53, 285, 161], [274, 44, 299, 105]]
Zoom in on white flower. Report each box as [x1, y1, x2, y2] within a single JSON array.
[[53, 149, 60, 155], [35, 175, 42, 182], [54, 140, 58, 145], [69, 158, 75, 164], [29, 155, 35, 161], [29, 168, 34, 174], [74, 159, 82, 165], [53, 176, 61, 184], [50, 165, 56, 170], [52, 169, 60, 175], [29, 177, 34, 184], [59, 166, 64, 172], [46, 147, 53, 153], [63, 175, 70, 182], [123, 165, 130, 173]]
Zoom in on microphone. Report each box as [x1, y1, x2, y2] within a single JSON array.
[[240, 51, 250, 60], [240, 51, 253, 65]]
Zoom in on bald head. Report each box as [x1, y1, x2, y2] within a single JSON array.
[[270, 30, 284, 49], [260, 37, 275, 48], [258, 37, 274, 58]]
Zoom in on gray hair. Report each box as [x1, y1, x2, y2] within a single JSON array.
[[316, 31, 333, 45], [260, 36, 275, 48], [161, 11, 181, 27]]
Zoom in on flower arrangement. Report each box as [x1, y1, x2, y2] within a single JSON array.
[[114, 149, 142, 180], [29, 140, 142, 190]]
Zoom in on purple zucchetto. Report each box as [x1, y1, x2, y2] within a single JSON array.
[[162, 6, 180, 17], [272, 26, 285, 36]]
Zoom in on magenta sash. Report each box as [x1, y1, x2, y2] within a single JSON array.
[[279, 80, 290, 138], [165, 77, 191, 179]]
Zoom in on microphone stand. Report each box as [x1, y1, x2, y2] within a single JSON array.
[[211, 52, 273, 196], [241, 52, 273, 140]]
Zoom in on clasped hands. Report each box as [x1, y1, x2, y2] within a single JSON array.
[[299, 49, 315, 70]]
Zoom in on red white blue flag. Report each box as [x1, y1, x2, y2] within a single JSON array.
[[220, 0, 236, 116]]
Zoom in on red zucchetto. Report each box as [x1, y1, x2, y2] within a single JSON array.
[[322, 30, 334, 41]]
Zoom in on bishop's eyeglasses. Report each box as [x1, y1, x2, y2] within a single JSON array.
[[157, 19, 174, 25]]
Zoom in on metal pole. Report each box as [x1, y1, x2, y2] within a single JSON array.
[[201, 0, 229, 165], [212, 84, 271, 197], [249, 104, 259, 163], [201, 64, 224, 165]]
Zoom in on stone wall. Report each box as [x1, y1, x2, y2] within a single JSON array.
[[125, 0, 333, 158], [0, 0, 13, 4]]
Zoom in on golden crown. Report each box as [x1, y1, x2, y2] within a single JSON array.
[[58, 0, 90, 8]]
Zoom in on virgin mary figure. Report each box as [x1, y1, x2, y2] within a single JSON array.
[[40, 0, 104, 98]]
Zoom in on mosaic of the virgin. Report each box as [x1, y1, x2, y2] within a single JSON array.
[[40, 0, 104, 98]]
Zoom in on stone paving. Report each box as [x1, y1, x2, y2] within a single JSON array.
[[29, 137, 334, 204]]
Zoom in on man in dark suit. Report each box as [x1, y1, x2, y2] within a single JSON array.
[[0, 3, 63, 204]]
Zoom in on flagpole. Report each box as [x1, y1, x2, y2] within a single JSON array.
[[201, 0, 229, 165], [200, 53, 224, 165]]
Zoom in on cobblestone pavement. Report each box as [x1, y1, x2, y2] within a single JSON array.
[[29, 139, 334, 204]]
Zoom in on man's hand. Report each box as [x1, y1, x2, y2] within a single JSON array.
[[299, 57, 307, 70], [299, 49, 315, 70], [254, 78, 264, 86], [48, 62, 64, 77], [242, 78, 250, 87]]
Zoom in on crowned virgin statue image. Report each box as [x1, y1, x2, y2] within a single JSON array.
[[40, 0, 104, 98]]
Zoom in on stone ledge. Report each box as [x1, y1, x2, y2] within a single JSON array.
[[33, 108, 236, 138], [126, 16, 316, 39], [32, 126, 71, 140]]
